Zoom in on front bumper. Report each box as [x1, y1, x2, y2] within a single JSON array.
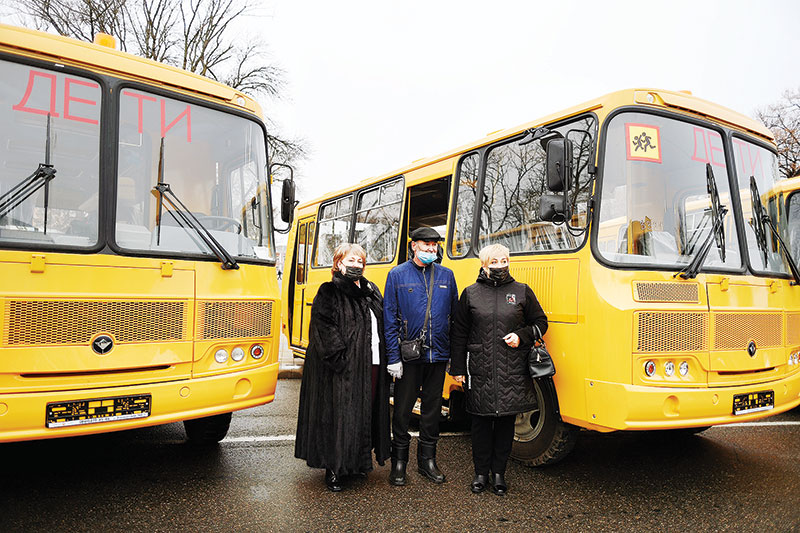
[[0, 363, 278, 442], [580, 369, 800, 431]]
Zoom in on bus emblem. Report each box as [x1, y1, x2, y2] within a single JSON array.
[[747, 341, 757, 357], [91, 335, 114, 355]]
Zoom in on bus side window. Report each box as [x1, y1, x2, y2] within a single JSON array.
[[451, 154, 479, 257], [355, 178, 403, 263], [314, 195, 353, 266]]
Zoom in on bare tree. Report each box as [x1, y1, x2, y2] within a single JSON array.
[[8, 0, 304, 166], [757, 88, 800, 179]]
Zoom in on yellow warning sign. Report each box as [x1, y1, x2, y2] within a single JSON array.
[[626, 123, 661, 163]]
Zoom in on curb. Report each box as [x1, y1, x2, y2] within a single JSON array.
[[278, 363, 303, 379]]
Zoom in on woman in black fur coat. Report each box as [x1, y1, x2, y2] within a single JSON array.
[[295, 243, 391, 492]]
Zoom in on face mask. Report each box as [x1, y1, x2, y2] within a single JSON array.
[[341, 265, 363, 280], [416, 251, 437, 265], [488, 265, 509, 282]]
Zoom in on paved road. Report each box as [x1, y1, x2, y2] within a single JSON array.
[[1, 379, 799, 532]]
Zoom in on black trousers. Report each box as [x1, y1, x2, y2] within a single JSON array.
[[471, 414, 516, 475], [392, 361, 447, 448]]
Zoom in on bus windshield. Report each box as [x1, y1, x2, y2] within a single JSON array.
[[116, 89, 275, 261], [597, 112, 741, 270], [0, 60, 101, 247]]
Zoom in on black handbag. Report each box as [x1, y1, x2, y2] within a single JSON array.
[[527, 325, 555, 379], [400, 264, 435, 362]]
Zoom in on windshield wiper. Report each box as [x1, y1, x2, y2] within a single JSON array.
[[0, 113, 56, 232], [676, 164, 727, 279], [749, 176, 800, 285], [151, 138, 239, 270]]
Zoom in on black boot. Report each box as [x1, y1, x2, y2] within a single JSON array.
[[389, 444, 409, 486], [490, 472, 507, 496], [325, 469, 343, 492], [417, 443, 446, 484], [471, 474, 489, 493]]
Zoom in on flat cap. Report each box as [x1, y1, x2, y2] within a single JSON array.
[[409, 227, 443, 241]]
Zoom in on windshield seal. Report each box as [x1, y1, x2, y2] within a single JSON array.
[[592, 107, 746, 275], [110, 81, 276, 266]]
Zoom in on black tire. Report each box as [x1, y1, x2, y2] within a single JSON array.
[[511, 379, 578, 467], [184, 412, 232, 444]]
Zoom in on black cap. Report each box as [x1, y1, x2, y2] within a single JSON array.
[[409, 227, 443, 242]]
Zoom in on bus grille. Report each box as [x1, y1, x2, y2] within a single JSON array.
[[633, 281, 699, 303], [635, 311, 708, 352], [2, 299, 190, 346], [789, 314, 800, 346], [197, 300, 273, 340], [712, 313, 782, 350]]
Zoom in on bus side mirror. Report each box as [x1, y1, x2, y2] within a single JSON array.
[[539, 194, 567, 223], [270, 162, 296, 225], [546, 137, 574, 192], [281, 178, 296, 224]]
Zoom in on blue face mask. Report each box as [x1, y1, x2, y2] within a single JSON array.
[[416, 251, 437, 265]]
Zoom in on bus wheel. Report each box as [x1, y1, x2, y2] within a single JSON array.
[[511, 380, 577, 467], [184, 412, 232, 444]]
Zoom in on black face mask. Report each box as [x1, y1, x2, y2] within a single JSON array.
[[342, 265, 364, 280], [488, 265, 509, 282]]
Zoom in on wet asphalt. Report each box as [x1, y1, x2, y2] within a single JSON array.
[[1, 378, 799, 532]]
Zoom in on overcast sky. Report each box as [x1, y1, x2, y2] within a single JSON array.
[[255, 0, 800, 205]]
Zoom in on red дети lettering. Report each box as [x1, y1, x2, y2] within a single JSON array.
[[691, 127, 725, 168], [12, 70, 60, 117], [122, 90, 157, 134], [64, 78, 100, 125], [161, 99, 191, 142]]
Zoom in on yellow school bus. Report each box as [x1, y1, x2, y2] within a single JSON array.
[[0, 24, 295, 443], [282, 88, 800, 465]]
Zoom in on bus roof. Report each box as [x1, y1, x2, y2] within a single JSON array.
[[297, 88, 774, 211], [0, 23, 262, 115]]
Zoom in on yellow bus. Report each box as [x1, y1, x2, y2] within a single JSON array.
[[282, 88, 800, 465], [0, 24, 295, 443]]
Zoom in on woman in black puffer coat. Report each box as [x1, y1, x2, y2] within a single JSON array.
[[449, 243, 548, 496]]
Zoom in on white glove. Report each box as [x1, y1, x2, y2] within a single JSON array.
[[387, 362, 403, 379]]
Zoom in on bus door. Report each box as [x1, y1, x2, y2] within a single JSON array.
[[290, 217, 315, 348], [404, 177, 451, 262]]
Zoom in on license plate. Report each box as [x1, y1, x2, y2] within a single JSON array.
[[732, 390, 774, 416], [46, 394, 151, 428]]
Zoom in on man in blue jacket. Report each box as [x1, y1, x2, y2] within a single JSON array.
[[384, 227, 458, 486]]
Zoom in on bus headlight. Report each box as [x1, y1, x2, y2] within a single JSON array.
[[664, 361, 675, 377], [250, 344, 264, 359], [679, 360, 689, 376], [231, 347, 245, 362], [215, 349, 229, 363], [644, 360, 656, 377]]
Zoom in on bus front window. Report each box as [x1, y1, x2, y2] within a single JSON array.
[[731, 138, 790, 275], [115, 89, 275, 262], [0, 60, 101, 248], [598, 113, 741, 270]]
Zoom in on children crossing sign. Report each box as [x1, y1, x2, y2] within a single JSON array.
[[626, 123, 662, 163]]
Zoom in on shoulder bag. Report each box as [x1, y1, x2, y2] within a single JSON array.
[[528, 325, 555, 378]]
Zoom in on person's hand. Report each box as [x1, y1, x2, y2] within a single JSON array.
[[452, 375, 466, 384], [503, 332, 520, 348], [387, 362, 403, 379]]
